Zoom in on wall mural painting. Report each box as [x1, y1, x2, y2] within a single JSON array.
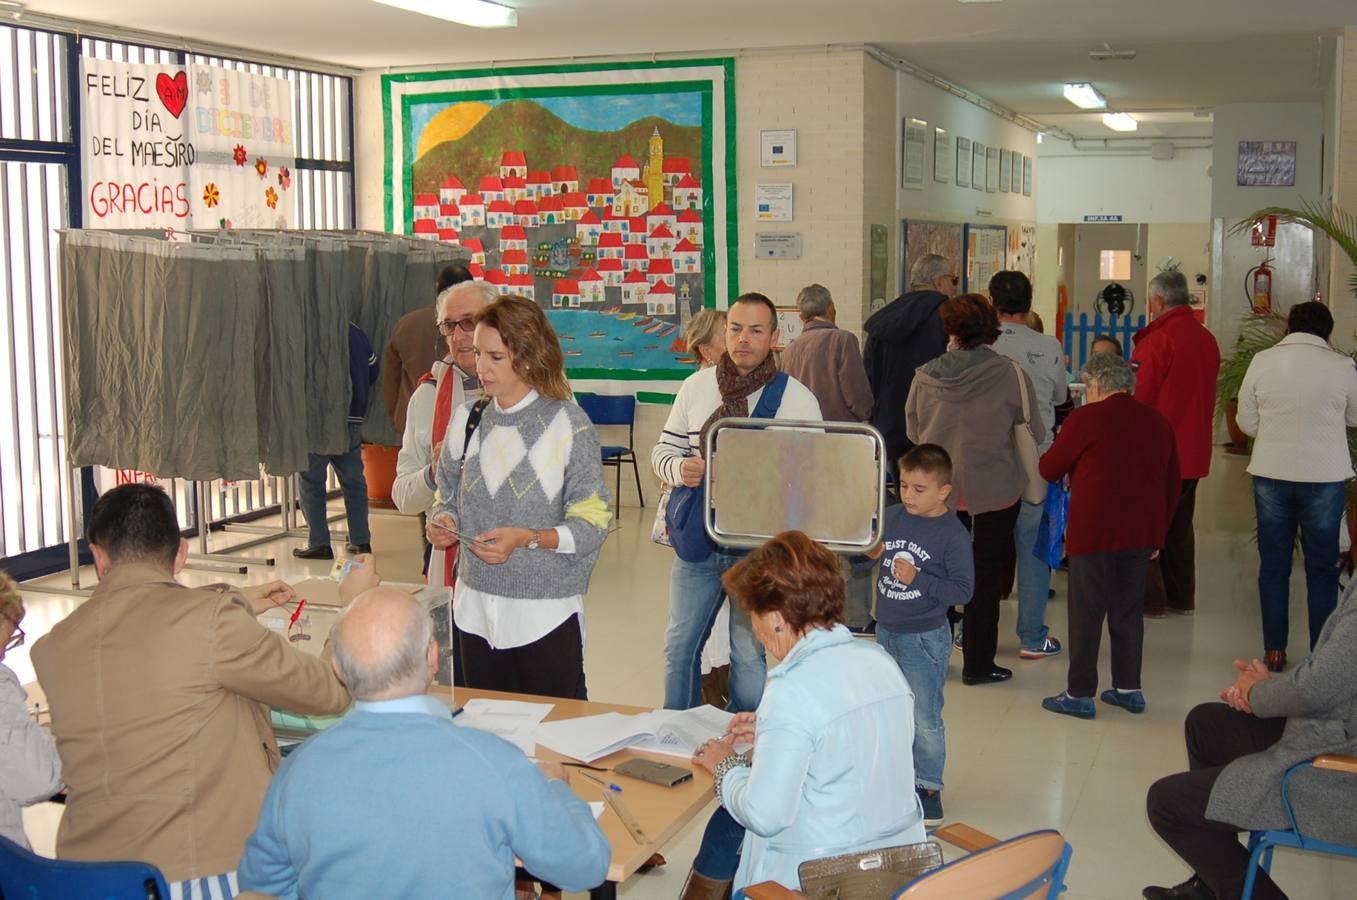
[[383, 60, 736, 380]]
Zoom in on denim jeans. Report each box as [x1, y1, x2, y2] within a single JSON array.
[[1253, 476, 1345, 652], [692, 805, 745, 880], [297, 422, 371, 548], [876, 623, 951, 791], [664, 550, 766, 712], [1014, 499, 1053, 649]]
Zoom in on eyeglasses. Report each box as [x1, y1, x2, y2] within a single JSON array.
[[437, 317, 476, 336], [3, 620, 23, 653]]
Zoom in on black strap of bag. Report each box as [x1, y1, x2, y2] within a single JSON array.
[[462, 398, 490, 456]]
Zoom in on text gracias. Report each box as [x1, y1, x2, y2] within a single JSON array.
[[85, 72, 291, 219]]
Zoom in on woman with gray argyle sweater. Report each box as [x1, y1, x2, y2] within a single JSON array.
[[427, 295, 612, 699]]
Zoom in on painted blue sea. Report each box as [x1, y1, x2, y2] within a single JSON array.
[[548, 308, 687, 372]]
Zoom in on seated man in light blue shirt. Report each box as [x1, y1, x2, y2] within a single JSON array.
[[238, 586, 611, 900]]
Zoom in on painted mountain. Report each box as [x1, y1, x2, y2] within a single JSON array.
[[411, 98, 705, 193]]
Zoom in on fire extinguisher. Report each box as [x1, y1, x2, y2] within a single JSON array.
[[1246, 259, 1272, 313]]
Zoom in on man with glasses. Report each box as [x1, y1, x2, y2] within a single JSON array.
[[864, 254, 958, 482], [392, 279, 495, 685], [382, 262, 473, 434], [0, 569, 62, 851]]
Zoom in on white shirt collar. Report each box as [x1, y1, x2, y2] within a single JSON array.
[[495, 388, 540, 415]]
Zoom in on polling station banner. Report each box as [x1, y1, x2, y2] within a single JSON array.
[[80, 58, 296, 232]]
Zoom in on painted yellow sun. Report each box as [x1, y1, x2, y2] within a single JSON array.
[[416, 102, 493, 159]]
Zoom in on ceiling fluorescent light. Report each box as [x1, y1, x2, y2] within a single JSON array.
[[1063, 83, 1107, 110], [372, 0, 517, 28], [1103, 112, 1138, 132]]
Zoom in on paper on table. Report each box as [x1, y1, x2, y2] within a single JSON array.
[[535, 705, 733, 763], [453, 698, 554, 756], [588, 801, 604, 820]]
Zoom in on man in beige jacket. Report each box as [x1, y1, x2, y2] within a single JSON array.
[[32, 484, 355, 894]]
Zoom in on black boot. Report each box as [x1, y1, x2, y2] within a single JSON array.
[[1142, 874, 1216, 900], [292, 545, 334, 560]]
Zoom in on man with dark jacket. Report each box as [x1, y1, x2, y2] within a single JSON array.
[[864, 254, 957, 475], [381, 262, 472, 433], [1131, 270, 1221, 617]]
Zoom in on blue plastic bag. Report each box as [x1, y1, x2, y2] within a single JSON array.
[[1034, 480, 1069, 569]]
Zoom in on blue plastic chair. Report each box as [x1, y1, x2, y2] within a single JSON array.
[[576, 393, 644, 512], [1242, 754, 1357, 900], [0, 834, 171, 899]]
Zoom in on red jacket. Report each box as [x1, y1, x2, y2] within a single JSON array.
[[1130, 306, 1221, 480], [1039, 393, 1181, 556]]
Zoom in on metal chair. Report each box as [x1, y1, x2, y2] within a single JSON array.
[[576, 393, 644, 512], [0, 834, 172, 899], [1242, 754, 1357, 900]]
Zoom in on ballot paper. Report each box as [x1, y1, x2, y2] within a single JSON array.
[[535, 705, 733, 763], [452, 698, 554, 756]]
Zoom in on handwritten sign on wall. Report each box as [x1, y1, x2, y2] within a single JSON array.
[[80, 58, 296, 231]]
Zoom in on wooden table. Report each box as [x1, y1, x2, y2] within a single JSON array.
[[433, 686, 714, 899]]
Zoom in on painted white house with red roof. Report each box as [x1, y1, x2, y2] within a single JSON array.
[[601, 208, 628, 235], [503, 175, 527, 204], [526, 171, 552, 200], [439, 176, 466, 206], [672, 174, 701, 210], [484, 268, 509, 293], [514, 199, 539, 228], [510, 273, 535, 299], [627, 216, 649, 244], [487, 199, 513, 228], [437, 203, 460, 230], [414, 193, 439, 221], [552, 278, 581, 308], [461, 237, 486, 266], [623, 243, 649, 272], [576, 210, 603, 245], [459, 193, 486, 226], [647, 257, 675, 288], [596, 231, 625, 259], [412, 218, 438, 240], [646, 202, 677, 233], [562, 192, 589, 222], [585, 178, 614, 209], [500, 151, 527, 179], [621, 269, 649, 305], [478, 176, 505, 204], [552, 165, 579, 194], [499, 225, 528, 252], [613, 180, 648, 217], [578, 269, 605, 305], [647, 280, 676, 316], [673, 238, 701, 272], [438, 227, 459, 245], [662, 156, 692, 187], [611, 154, 640, 190], [647, 224, 676, 259], [502, 249, 530, 276], [538, 195, 564, 224], [597, 256, 625, 287], [677, 208, 703, 245]]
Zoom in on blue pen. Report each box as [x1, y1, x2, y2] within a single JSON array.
[[450, 706, 465, 719], [579, 771, 623, 793]]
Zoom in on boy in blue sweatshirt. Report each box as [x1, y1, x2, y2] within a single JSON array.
[[868, 444, 974, 825]]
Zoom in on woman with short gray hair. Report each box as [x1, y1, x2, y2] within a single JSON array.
[[1036, 353, 1183, 720]]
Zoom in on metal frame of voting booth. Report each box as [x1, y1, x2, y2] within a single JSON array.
[[701, 419, 887, 552]]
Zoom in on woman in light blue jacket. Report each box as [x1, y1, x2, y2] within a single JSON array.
[[691, 531, 926, 894]]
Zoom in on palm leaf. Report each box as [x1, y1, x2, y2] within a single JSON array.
[[1232, 202, 1357, 300], [1215, 311, 1287, 421]]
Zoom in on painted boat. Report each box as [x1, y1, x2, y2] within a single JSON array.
[[674, 356, 697, 365], [657, 324, 678, 337], [565, 350, 583, 357], [618, 351, 634, 358], [643, 344, 659, 350], [617, 312, 637, 321], [560, 334, 575, 341], [589, 331, 607, 338], [600, 307, 620, 315], [632, 316, 654, 327], [643, 320, 666, 334]]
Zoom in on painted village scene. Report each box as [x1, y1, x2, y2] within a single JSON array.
[[408, 95, 709, 369]]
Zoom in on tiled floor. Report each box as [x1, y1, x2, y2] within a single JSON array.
[[13, 447, 1357, 898]]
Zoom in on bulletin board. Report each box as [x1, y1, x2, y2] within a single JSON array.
[[963, 224, 1007, 294], [900, 220, 963, 295]]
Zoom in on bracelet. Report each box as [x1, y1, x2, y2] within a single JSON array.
[[712, 752, 752, 806]]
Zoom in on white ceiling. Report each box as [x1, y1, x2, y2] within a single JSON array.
[[18, 0, 1357, 137]]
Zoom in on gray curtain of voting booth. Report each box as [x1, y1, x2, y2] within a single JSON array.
[[60, 230, 463, 483]]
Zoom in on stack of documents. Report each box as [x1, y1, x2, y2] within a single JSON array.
[[535, 705, 733, 763], [452, 698, 554, 756]]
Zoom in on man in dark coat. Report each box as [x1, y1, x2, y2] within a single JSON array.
[[863, 253, 957, 478]]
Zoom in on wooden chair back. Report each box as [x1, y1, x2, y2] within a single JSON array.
[[894, 830, 1069, 899]]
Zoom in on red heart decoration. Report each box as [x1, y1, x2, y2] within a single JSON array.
[[156, 71, 188, 119]]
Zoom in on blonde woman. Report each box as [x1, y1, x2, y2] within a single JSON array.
[[427, 295, 611, 700], [684, 308, 727, 369]]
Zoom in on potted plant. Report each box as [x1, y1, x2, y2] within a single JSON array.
[[1215, 311, 1287, 453]]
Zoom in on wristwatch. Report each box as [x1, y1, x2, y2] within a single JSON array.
[[526, 529, 541, 551]]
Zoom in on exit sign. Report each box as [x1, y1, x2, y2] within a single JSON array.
[[1083, 215, 1124, 222]]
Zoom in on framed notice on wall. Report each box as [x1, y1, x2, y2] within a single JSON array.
[[901, 117, 928, 189], [964, 223, 1008, 294], [998, 148, 1012, 192], [1022, 155, 1033, 196], [971, 141, 985, 192], [955, 137, 971, 188], [933, 127, 952, 184], [1237, 141, 1296, 187], [985, 145, 1000, 193], [1011, 151, 1022, 193]]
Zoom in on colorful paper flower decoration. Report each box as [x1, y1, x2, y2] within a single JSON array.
[[278, 166, 292, 190], [232, 145, 247, 166], [265, 186, 279, 209], [255, 158, 268, 178], [202, 183, 220, 208]]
